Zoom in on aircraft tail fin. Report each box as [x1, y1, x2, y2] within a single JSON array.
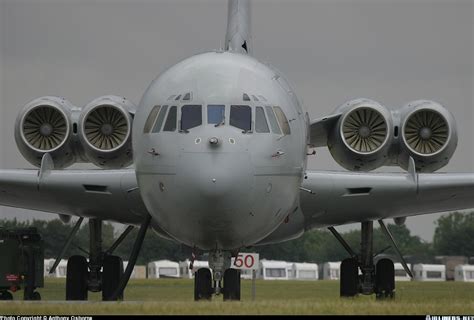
[[225, 0, 252, 54]]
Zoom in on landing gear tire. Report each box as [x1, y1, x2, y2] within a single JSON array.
[[194, 268, 213, 301], [0, 291, 13, 300], [32, 291, 41, 301], [340, 257, 359, 297], [375, 258, 395, 300], [66, 255, 89, 301], [102, 255, 124, 301], [223, 269, 241, 301]]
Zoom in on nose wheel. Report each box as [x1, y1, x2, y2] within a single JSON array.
[[194, 268, 213, 301], [223, 268, 241, 301], [194, 250, 242, 301]]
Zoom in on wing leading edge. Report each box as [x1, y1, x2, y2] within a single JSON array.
[[300, 169, 474, 229], [0, 168, 148, 225]]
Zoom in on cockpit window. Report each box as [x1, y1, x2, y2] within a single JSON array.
[[152, 105, 168, 133], [230, 105, 251, 132], [163, 106, 177, 132], [181, 105, 202, 131], [144, 105, 161, 133], [274, 106, 291, 135], [183, 92, 192, 101], [207, 105, 225, 126], [255, 107, 270, 133], [265, 106, 281, 134]]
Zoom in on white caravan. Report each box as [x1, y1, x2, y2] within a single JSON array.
[[179, 260, 210, 279], [288, 263, 319, 280], [413, 264, 446, 281], [45, 259, 67, 278], [258, 260, 289, 280], [147, 260, 180, 279], [394, 263, 411, 281], [454, 265, 474, 282], [322, 262, 341, 280]]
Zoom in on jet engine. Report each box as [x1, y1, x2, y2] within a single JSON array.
[[328, 99, 393, 171], [78, 95, 135, 168], [14, 96, 76, 168], [398, 100, 457, 172]]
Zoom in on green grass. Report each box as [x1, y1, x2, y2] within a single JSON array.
[[1, 279, 474, 315]]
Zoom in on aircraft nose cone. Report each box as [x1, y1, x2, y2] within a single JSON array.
[[177, 151, 253, 201]]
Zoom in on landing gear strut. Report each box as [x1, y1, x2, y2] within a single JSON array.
[[330, 220, 403, 299], [65, 219, 125, 301], [193, 250, 241, 301], [52, 217, 144, 301]]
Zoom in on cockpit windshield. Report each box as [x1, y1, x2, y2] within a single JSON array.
[[207, 105, 225, 126], [230, 105, 251, 132], [163, 106, 177, 132], [181, 105, 202, 131], [152, 105, 168, 133]]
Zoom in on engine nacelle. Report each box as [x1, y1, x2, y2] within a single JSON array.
[[328, 99, 393, 171], [398, 100, 457, 172], [78, 95, 135, 169], [14, 96, 76, 168]]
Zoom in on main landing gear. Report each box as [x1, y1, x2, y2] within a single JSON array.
[[193, 250, 241, 301], [50, 216, 150, 301], [329, 219, 413, 300], [64, 219, 126, 301]]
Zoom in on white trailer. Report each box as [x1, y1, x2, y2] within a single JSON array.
[[394, 263, 411, 281], [413, 264, 446, 281], [45, 259, 67, 278], [322, 262, 341, 280], [121, 261, 146, 279], [178, 259, 209, 279], [454, 264, 474, 282], [289, 262, 319, 280], [147, 260, 180, 279], [258, 260, 289, 280], [43, 259, 55, 277]]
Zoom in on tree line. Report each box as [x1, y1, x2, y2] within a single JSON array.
[[1, 211, 473, 265]]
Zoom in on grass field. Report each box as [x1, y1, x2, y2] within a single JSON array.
[[1, 278, 474, 315]]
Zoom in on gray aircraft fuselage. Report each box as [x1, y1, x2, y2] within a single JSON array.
[[132, 51, 308, 250]]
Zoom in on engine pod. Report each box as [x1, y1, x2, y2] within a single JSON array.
[[328, 98, 393, 171], [14, 96, 75, 168], [79, 95, 135, 169], [399, 100, 457, 172]]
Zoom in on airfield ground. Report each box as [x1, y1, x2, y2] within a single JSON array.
[[1, 279, 473, 315]]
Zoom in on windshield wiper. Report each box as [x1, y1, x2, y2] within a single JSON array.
[[214, 116, 225, 127]]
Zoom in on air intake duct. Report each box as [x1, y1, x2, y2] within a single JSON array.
[[78, 95, 135, 169], [328, 99, 393, 171], [399, 100, 457, 172], [14, 96, 75, 168]]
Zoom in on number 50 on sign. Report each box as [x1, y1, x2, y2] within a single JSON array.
[[231, 253, 259, 270]]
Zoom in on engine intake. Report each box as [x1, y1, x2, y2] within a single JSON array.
[[403, 109, 449, 156], [328, 99, 392, 171], [15, 96, 75, 168], [79, 95, 135, 168], [399, 100, 457, 172], [342, 107, 388, 154]]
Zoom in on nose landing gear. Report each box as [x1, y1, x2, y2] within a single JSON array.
[[193, 250, 241, 301]]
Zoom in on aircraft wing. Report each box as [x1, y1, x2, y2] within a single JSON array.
[[300, 168, 474, 229], [0, 168, 148, 225]]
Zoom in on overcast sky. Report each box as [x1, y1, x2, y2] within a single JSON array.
[[0, 0, 473, 241]]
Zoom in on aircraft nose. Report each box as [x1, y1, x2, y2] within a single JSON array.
[[177, 151, 253, 202]]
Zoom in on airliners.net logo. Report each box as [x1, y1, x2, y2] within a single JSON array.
[[426, 316, 474, 320]]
